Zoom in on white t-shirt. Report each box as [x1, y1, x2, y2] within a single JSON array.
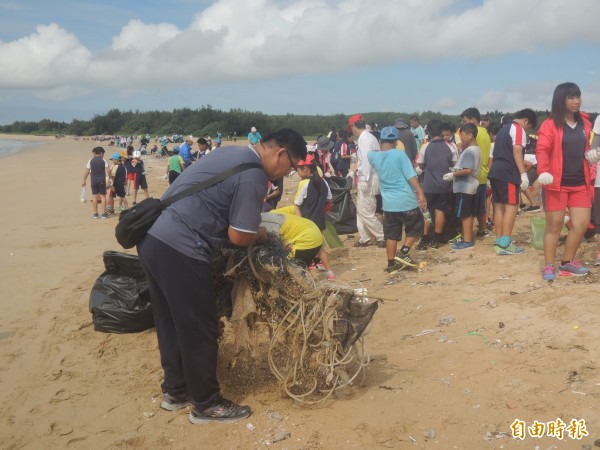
[[356, 130, 380, 182], [593, 115, 600, 188]]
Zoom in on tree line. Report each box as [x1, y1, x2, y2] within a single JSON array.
[[1, 105, 595, 137]]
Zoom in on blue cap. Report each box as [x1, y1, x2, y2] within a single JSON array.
[[173, 145, 180, 151], [111, 152, 121, 160], [380, 126, 400, 140]]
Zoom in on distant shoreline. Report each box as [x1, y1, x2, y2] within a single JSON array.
[[0, 137, 46, 159]]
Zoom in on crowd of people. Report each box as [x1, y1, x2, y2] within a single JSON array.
[[80, 83, 600, 425], [312, 83, 599, 282]]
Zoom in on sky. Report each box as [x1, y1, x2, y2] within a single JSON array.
[[0, 0, 599, 125]]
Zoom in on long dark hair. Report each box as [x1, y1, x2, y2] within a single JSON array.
[[338, 129, 349, 144], [308, 163, 323, 193], [551, 82, 582, 128]]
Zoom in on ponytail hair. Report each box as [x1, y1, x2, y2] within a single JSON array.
[[309, 163, 323, 193]]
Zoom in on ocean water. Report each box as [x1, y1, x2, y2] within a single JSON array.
[[0, 139, 43, 158]]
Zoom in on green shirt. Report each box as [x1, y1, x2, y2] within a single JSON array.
[[168, 155, 184, 173]]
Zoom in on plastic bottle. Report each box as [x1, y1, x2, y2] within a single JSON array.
[[420, 207, 432, 222]]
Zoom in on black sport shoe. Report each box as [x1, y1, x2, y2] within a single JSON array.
[[376, 240, 386, 248], [428, 239, 440, 249], [415, 238, 430, 251], [160, 392, 191, 411], [385, 261, 406, 273], [394, 253, 417, 268], [188, 394, 251, 424], [353, 240, 371, 248], [476, 229, 490, 238]]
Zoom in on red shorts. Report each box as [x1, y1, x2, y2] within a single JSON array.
[[127, 173, 135, 181], [543, 186, 591, 212]]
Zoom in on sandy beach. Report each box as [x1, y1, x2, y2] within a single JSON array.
[[1, 134, 600, 449]]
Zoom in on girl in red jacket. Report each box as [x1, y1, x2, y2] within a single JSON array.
[[536, 82, 600, 280]]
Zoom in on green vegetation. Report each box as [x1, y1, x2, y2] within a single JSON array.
[[2, 105, 593, 136]]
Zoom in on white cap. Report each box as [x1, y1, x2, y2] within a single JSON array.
[[251, 127, 257, 132], [132, 150, 142, 158]]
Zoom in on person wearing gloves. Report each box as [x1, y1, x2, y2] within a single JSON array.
[[315, 135, 336, 177], [348, 114, 385, 248], [536, 82, 597, 280], [415, 119, 457, 249], [487, 109, 538, 255], [443, 123, 481, 250]]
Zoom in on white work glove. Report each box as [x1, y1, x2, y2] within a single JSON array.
[[520, 173, 529, 191], [584, 147, 600, 164], [415, 166, 423, 176], [346, 170, 355, 179], [537, 172, 554, 185], [142, 171, 148, 176], [324, 172, 331, 178], [442, 172, 455, 182]]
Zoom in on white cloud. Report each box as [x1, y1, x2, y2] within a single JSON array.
[[0, 0, 599, 101], [0, 23, 90, 88], [111, 19, 181, 54]]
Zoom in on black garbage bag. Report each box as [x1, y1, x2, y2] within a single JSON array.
[[89, 251, 154, 333], [325, 176, 358, 235]]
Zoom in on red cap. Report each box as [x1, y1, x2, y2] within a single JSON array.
[[348, 113, 364, 127], [297, 154, 315, 166]]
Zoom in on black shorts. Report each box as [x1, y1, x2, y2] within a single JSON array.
[[456, 193, 476, 218], [90, 178, 106, 195], [294, 246, 322, 266], [490, 179, 519, 205], [134, 174, 148, 190], [383, 208, 424, 240], [425, 192, 449, 213], [168, 170, 180, 185], [474, 184, 487, 217], [113, 183, 126, 198]]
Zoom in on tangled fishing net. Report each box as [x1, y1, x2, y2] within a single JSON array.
[[212, 235, 379, 404]]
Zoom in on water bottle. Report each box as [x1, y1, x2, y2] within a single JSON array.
[[420, 207, 432, 222]]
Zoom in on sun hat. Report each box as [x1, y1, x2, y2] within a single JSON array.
[[119, 150, 127, 158], [251, 126, 257, 132], [393, 118, 409, 129], [111, 152, 121, 160], [380, 126, 400, 140], [316, 136, 334, 151], [297, 154, 315, 166]]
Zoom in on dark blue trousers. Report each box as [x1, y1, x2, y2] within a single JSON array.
[[138, 234, 220, 407]]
